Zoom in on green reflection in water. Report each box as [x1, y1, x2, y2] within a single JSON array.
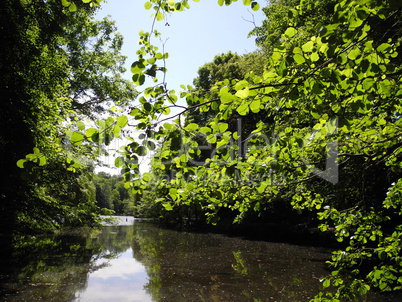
[[1, 228, 103, 301], [2, 221, 401, 302], [132, 222, 332, 302], [0, 223, 141, 302]]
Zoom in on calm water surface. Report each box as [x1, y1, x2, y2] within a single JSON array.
[[1, 218, 400, 301]]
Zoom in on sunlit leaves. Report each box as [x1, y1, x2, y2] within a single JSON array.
[[236, 102, 249, 116], [185, 123, 199, 131], [284, 27, 297, 38], [156, 11, 164, 21], [73, 0, 402, 298], [132, 73, 146, 86], [251, 1, 260, 11], [301, 40, 314, 53], [293, 53, 305, 64], [249, 99, 261, 113], [71, 131, 85, 145], [61, 0, 77, 11], [16, 147, 47, 168], [144, 1, 153, 9], [235, 87, 249, 99], [117, 115, 128, 127]]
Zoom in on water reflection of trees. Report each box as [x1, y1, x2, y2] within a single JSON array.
[[0, 225, 135, 302], [130, 222, 331, 302], [3, 222, 398, 302]]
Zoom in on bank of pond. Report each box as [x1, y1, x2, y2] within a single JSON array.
[[0, 217, 401, 301]]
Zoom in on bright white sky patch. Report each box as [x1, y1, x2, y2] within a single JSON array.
[[75, 248, 153, 302]]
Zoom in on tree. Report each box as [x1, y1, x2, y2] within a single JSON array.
[[12, 0, 400, 299], [118, 0, 402, 299], [93, 172, 135, 215], [0, 0, 135, 235], [63, 10, 137, 119]]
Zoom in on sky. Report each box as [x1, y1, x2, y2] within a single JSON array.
[[94, 0, 266, 174], [95, 0, 265, 89]]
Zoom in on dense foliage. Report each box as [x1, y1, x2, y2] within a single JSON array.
[[6, 0, 402, 300], [0, 0, 135, 235], [116, 0, 402, 300], [93, 172, 137, 215]]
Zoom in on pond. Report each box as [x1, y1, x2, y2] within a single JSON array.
[[1, 218, 401, 301]]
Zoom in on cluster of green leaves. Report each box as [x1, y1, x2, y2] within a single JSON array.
[[110, 0, 402, 300], [61, 0, 102, 12], [1, 0, 136, 235]]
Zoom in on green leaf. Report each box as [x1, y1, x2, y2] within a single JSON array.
[[378, 250, 387, 261], [200, 127, 211, 135], [85, 128, 97, 139], [164, 123, 174, 130], [302, 41, 314, 53], [169, 187, 178, 200], [41, 156, 51, 168], [143, 102, 152, 112], [237, 102, 249, 116], [348, 48, 361, 60], [235, 87, 249, 99], [156, 11, 164, 21], [76, 121, 85, 130], [293, 53, 305, 64], [251, 1, 260, 11], [234, 80, 248, 91], [115, 157, 125, 168], [71, 131, 84, 145], [142, 172, 153, 182], [362, 78, 375, 90], [250, 99, 261, 113], [61, 0, 70, 7], [162, 202, 174, 211], [185, 123, 199, 131], [113, 125, 121, 137], [311, 111, 321, 119], [144, 2, 152, 9], [376, 43, 391, 53], [147, 140, 156, 150], [17, 159, 26, 169], [68, 3, 77, 11], [162, 106, 171, 115], [284, 27, 297, 38], [91, 132, 99, 143], [117, 115, 128, 128], [220, 86, 235, 103], [180, 153, 188, 162], [131, 60, 146, 73], [137, 146, 147, 156], [132, 73, 145, 86], [310, 52, 319, 62], [219, 123, 228, 133], [323, 279, 331, 288], [277, 59, 287, 76]]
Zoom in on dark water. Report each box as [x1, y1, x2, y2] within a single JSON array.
[[0, 219, 400, 302]]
